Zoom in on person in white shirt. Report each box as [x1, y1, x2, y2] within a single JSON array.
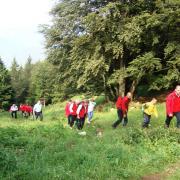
[[10, 104, 18, 119], [87, 99, 96, 124], [33, 100, 43, 121]]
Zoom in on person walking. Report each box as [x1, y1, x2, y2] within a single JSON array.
[[33, 100, 43, 121], [69, 100, 78, 128], [112, 92, 132, 128], [76, 101, 86, 130], [10, 104, 18, 119], [87, 99, 96, 125], [142, 98, 158, 128], [165, 85, 180, 128]]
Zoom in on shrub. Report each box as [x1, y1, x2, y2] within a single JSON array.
[[2, 101, 10, 111]]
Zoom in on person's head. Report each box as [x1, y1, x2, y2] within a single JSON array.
[[126, 92, 132, 99], [91, 98, 94, 102], [84, 99, 89, 104], [151, 98, 157, 105], [175, 85, 180, 96], [75, 100, 80, 104], [37, 100, 41, 104]]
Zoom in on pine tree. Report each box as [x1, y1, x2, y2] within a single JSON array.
[[0, 57, 13, 110]]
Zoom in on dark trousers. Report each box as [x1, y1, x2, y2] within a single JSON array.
[[11, 111, 17, 119], [76, 118, 85, 130], [142, 113, 151, 128], [112, 109, 128, 128], [69, 115, 76, 127], [165, 112, 180, 128], [22, 111, 30, 118], [35, 111, 43, 121], [67, 115, 71, 125]]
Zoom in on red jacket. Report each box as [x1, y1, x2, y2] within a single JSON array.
[[26, 106, 33, 113], [77, 103, 86, 118], [19, 105, 26, 112], [20, 105, 32, 113], [116, 96, 131, 114], [166, 91, 180, 115], [70, 103, 77, 116]]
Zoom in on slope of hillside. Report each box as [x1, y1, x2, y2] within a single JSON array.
[[0, 102, 180, 180]]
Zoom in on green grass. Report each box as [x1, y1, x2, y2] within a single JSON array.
[[0, 102, 180, 180]]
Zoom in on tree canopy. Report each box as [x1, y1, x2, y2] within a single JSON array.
[[41, 0, 180, 100], [0, 0, 179, 110]]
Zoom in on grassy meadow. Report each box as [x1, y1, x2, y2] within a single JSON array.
[[0, 99, 180, 180]]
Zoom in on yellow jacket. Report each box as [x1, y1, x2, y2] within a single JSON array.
[[143, 102, 158, 117]]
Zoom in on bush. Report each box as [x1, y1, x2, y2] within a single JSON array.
[[95, 95, 106, 105], [2, 101, 10, 111]]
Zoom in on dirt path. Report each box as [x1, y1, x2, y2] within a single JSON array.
[[142, 162, 180, 180]]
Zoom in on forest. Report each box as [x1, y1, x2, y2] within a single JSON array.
[[0, 0, 179, 109]]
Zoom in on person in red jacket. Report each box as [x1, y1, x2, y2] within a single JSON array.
[[112, 92, 132, 128], [76, 101, 87, 130], [19, 104, 32, 118], [65, 100, 72, 125], [19, 104, 26, 117], [69, 100, 78, 127], [25, 105, 33, 117], [165, 85, 180, 128]]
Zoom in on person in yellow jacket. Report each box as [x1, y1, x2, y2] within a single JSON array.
[[142, 98, 158, 128]]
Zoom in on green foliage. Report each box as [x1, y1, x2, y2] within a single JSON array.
[[10, 58, 27, 103], [1, 0, 180, 105], [0, 58, 13, 108], [40, 0, 180, 100], [0, 102, 180, 179], [30, 60, 57, 104], [2, 101, 10, 111], [0, 149, 17, 175], [127, 52, 162, 79]]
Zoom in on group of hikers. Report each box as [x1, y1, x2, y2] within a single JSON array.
[[9, 85, 180, 130], [112, 85, 180, 129], [64, 85, 180, 130], [9, 100, 43, 120], [65, 99, 96, 130]]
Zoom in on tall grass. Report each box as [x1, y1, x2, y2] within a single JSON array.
[[0, 102, 180, 180]]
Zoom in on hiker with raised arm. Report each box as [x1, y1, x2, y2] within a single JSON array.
[[112, 92, 132, 128], [165, 85, 180, 128]]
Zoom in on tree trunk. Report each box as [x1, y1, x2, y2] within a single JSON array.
[[130, 80, 137, 99], [130, 79, 140, 99], [118, 59, 125, 97]]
